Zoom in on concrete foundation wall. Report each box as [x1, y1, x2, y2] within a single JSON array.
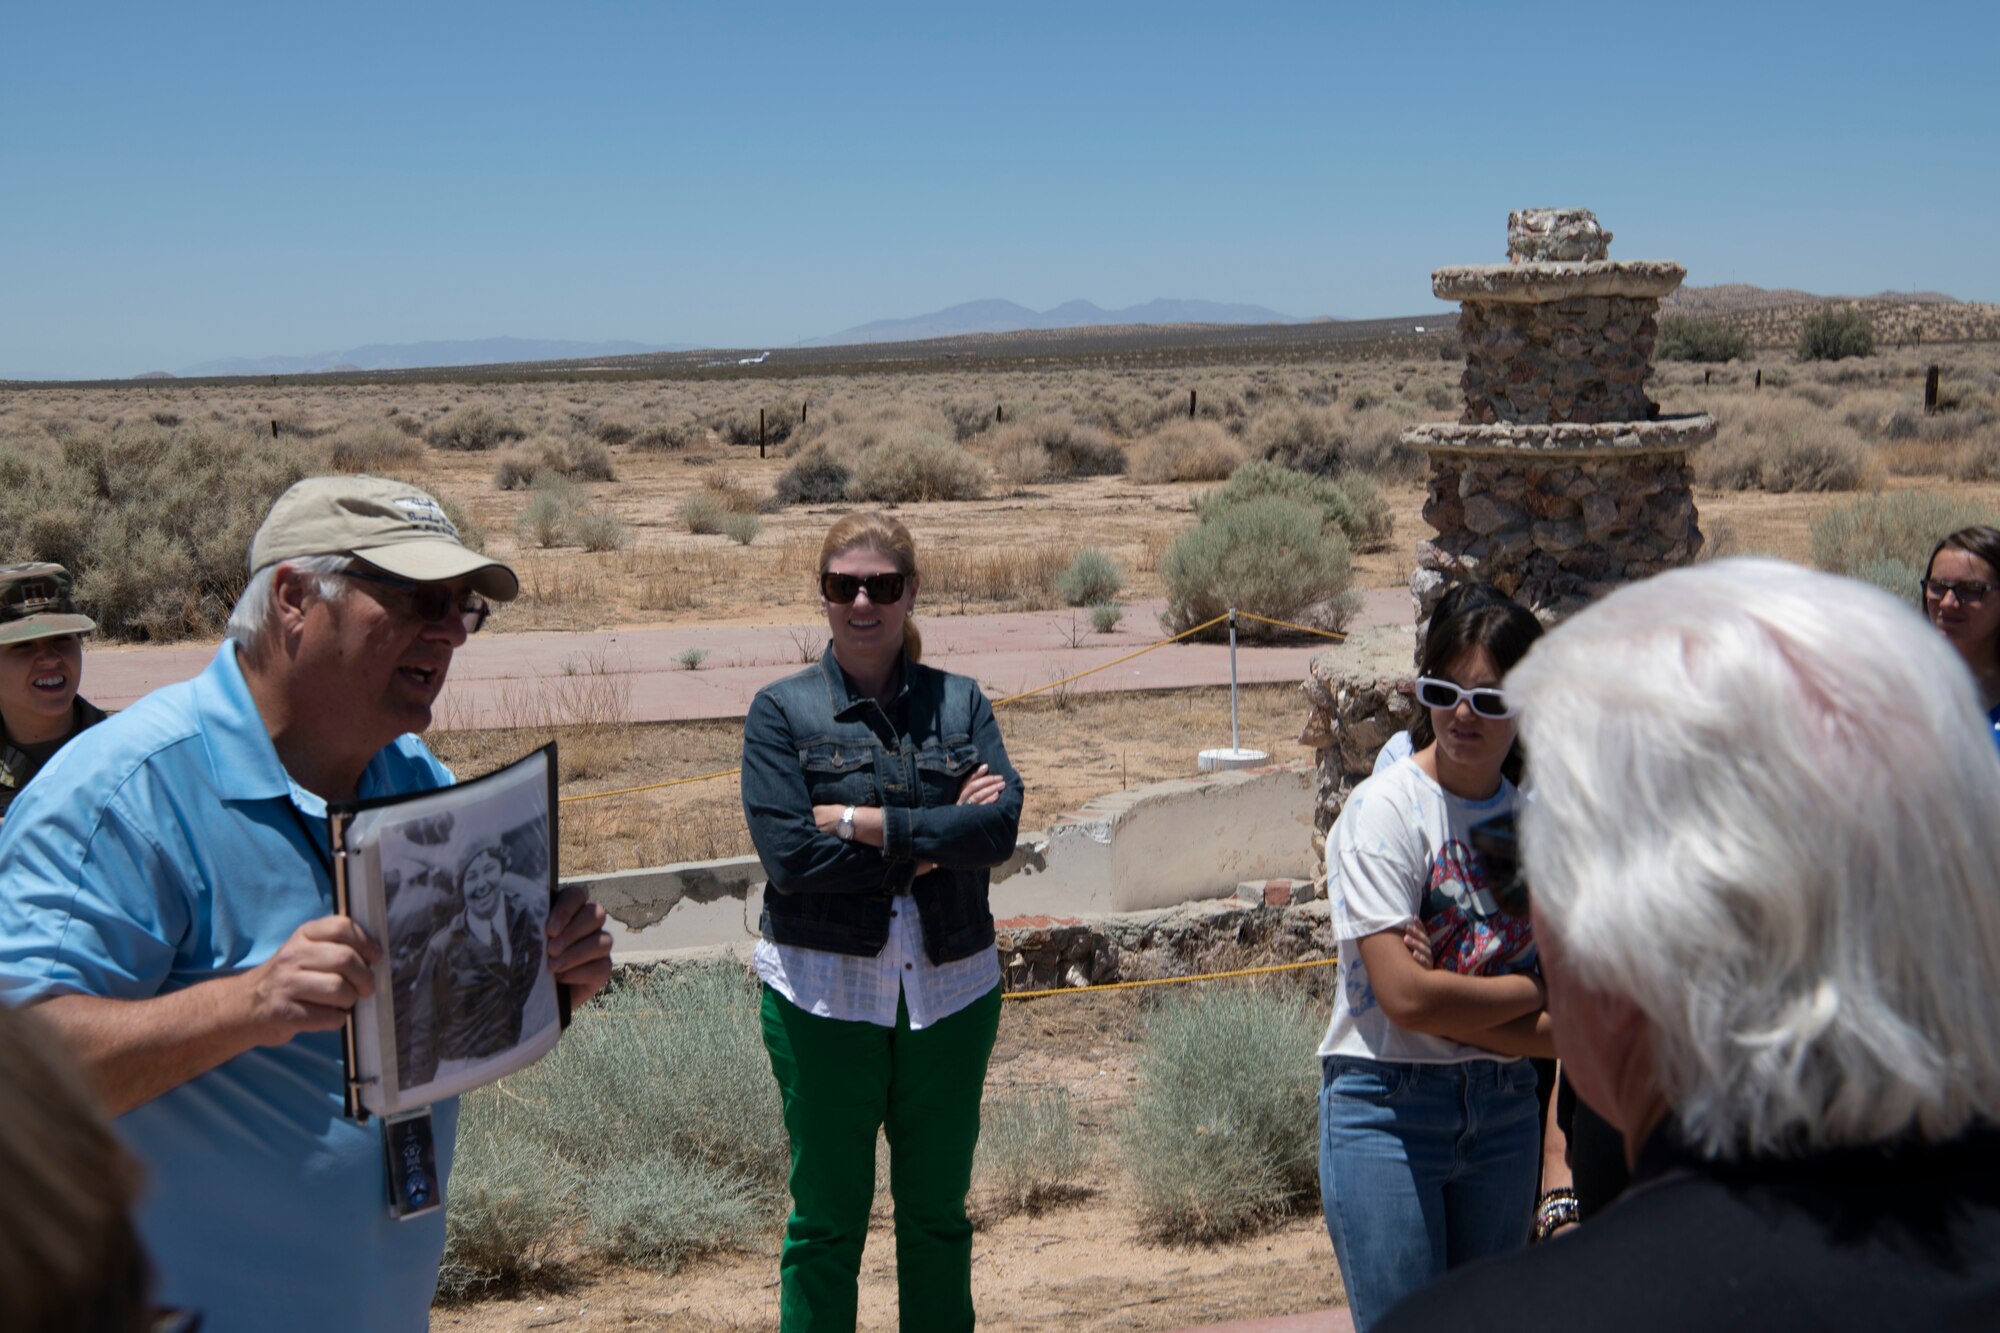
[[577, 761, 1318, 959]]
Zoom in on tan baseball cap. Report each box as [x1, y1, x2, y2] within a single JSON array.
[[0, 563, 98, 646], [250, 476, 519, 601]]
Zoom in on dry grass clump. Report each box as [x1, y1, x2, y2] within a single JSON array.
[[632, 419, 702, 451], [495, 435, 616, 489], [787, 400, 956, 459], [770, 446, 853, 507], [1697, 397, 1874, 493], [1129, 420, 1247, 484], [846, 430, 988, 503], [514, 473, 626, 552], [426, 403, 526, 452], [974, 1090, 1093, 1220], [1248, 405, 1350, 475], [324, 419, 425, 472], [1808, 491, 1994, 594], [924, 544, 1072, 608]]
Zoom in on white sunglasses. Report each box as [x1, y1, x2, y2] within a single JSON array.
[[1414, 676, 1518, 719]]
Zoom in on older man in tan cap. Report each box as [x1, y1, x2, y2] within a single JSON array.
[[0, 562, 107, 824], [0, 476, 612, 1333]]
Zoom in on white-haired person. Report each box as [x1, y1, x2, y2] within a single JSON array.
[[1317, 591, 1556, 1331], [1378, 557, 2000, 1333], [1921, 524, 2000, 752]]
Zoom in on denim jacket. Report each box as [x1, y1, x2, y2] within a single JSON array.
[[741, 649, 1023, 963]]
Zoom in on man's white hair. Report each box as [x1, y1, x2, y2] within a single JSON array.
[[1509, 556, 2000, 1159], [224, 555, 352, 651]]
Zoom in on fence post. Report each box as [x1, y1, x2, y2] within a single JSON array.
[[1755, 368, 1762, 389], [759, 408, 766, 459], [800, 402, 807, 424], [270, 419, 278, 439], [996, 403, 1004, 424], [1228, 608, 1240, 754], [1189, 389, 1198, 419], [1925, 365, 1941, 414]]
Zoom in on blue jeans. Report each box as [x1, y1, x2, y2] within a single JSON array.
[[1318, 1055, 1541, 1330]]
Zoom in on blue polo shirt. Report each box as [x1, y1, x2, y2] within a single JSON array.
[[0, 644, 459, 1333]]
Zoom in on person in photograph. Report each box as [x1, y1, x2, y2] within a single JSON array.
[[0, 562, 106, 826], [1379, 558, 2000, 1332], [1921, 524, 2000, 751], [404, 845, 547, 1087], [0, 476, 615, 1333], [1317, 592, 1554, 1331], [384, 861, 459, 1073], [741, 510, 1023, 1333]]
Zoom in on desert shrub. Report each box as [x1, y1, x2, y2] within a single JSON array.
[[437, 1091, 576, 1299], [975, 1089, 1092, 1218], [1195, 459, 1393, 553], [1657, 313, 1748, 363], [1421, 382, 1458, 412], [151, 411, 182, 427], [1029, 414, 1124, 477], [581, 1150, 767, 1270], [1129, 420, 1246, 484], [941, 396, 1000, 442], [1161, 493, 1359, 641], [1121, 987, 1322, 1241], [1341, 405, 1423, 479], [846, 432, 987, 503], [1248, 405, 1350, 476], [1808, 491, 1992, 594], [517, 489, 570, 548], [984, 423, 1052, 489], [496, 435, 616, 488], [0, 423, 307, 641], [633, 420, 700, 451], [701, 473, 762, 513], [426, 404, 525, 452], [681, 491, 728, 535], [591, 418, 636, 446], [1089, 602, 1125, 633], [770, 447, 853, 506], [1696, 399, 1873, 493], [715, 405, 795, 448], [571, 509, 628, 553], [1055, 548, 1124, 606], [721, 512, 762, 545], [1797, 308, 1876, 362], [1952, 436, 2000, 482], [493, 453, 540, 491], [324, 420, 424, 472]]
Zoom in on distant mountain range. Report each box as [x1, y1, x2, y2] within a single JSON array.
[[174, 337, 699, 377], [795, 298, 1322, 347]]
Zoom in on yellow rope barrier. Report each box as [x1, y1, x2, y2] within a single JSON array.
[[998, 955, 1336, 1001], [1232, 610, 1349, 642], [559, 767, 745, 805]]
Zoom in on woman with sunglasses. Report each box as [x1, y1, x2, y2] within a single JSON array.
[[1921, 525, 2000, 752], [741, 511, 1023, 1332], [0, 563, 106, 828], [1317, 593, 1554, 1330]]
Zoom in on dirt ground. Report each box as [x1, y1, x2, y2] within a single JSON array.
[[432, 990, 1344, 1333]]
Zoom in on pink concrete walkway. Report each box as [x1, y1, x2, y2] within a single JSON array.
[[80, 590, 1411, 727]]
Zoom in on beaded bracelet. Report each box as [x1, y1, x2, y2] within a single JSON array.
[[1531, 1186, 1580, 1242]]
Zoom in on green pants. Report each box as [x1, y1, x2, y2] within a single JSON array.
[[760, 984, 1002, 1333]]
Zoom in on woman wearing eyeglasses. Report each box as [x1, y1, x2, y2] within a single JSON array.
[[741, 511, 1023, 1333], [1317, 593, 1553, 1331], [1922, 525, 2000, 752], [0, 563, 106, 828]]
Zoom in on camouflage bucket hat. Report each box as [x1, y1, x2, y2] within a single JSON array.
[[0, 563, 98, 646]]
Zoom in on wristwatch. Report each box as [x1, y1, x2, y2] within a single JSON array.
[[836, 806, 856, 841]]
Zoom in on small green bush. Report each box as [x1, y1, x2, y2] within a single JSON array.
[[581, 1150, 767, 1270], [677, 647, 709, 670], [437, 1091, 577, 1300], [572, 509, 628, 553], [1121, 987, 1323, 1241], [1089, 602, 1125, 634], [1657, 313, 1748, 363], [1196, 459, 1393, 553], [1161, 493, 1359, 641], [770, 447, 853, 507], [681, 491, 729, 535], [846, 432, 987, 503], [1055, 548, 1124, 606], [1797, 308, 1876, 362], [721, 512, 761, 546], [975, 1089, 1093, 1218], [1809, 491, 1992, 594], [517, 490, 570, 548], [426, 404, 526, 452]]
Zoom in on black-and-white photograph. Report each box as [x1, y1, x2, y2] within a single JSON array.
[[340, 745, 564, 1117]]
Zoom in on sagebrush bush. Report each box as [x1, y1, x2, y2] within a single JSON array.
[[681, 492, 728, 535], [591, 418, 636, 446], [721, 512, 761, 545], [1161, 493, 1359, 641], [984, 423, 1052, 489], [1129, 420, 1245, 484], [1089, 602, 1125, 633], [1054, 548, 1124, 606], [1341, 405, 1424, 478], [1657, 313, 1748, 363], [324, 419, 424, 472], [1808, 491, 1993, 594], [0, 424, 307, 640], [571, 509, 628, 553], [975, 1089, 1092, 1218], [1249, 406, 1350, 476], [1121, 987, 1323, 1241], [1696, 399, 1873, 493], [426, 404, 525, 451], [517, 490, 570, 547], [633, 420, 700, 451], [1195, 459, 1393, 553], [846, 431, 987, 503], [1797, 308, 1876, 362], [581, 1150, 767, 1270], [770, 447, 853, 506], [1029, 414, 1124, 477], [437, 1091, 576, 1300]]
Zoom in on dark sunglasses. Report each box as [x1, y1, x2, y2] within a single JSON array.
[[820, 571, 907, 605], [1921, 577, 1994, 604], [346, 568, 491, 633], [1414, 675, 1517, 719]]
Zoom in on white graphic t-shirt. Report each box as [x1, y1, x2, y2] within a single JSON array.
[[1317, 757, 1535, 1064]]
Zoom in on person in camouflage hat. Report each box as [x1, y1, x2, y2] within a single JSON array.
[[0, 563, 104, 824]]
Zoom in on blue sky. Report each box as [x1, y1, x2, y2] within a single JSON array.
[[5, 1, 1995, 379]]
